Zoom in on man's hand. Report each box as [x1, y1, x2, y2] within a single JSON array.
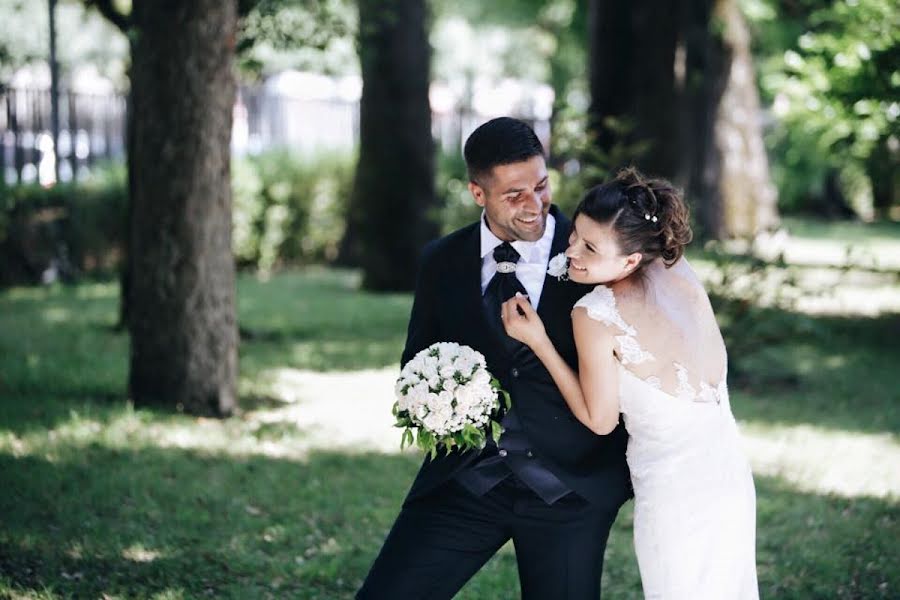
[[501, 293, 549, 350]]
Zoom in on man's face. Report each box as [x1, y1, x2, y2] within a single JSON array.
[[468, 155, 551, 242]]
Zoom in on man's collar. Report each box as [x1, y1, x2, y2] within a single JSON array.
[[479, 211, 556, 263]]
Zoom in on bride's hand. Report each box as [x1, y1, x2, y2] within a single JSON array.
[[501, 294, 549, 350]]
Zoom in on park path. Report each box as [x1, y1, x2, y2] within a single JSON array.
[[259, 367, 900, 500]]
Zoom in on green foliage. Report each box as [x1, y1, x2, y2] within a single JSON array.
[[0, 0, 130, 87], [236, 0, 357, 78], [231, 149, 355, 274], [548, 111, 654, 218], [434, 149, 480, 234], [745, 0, 900, 217], [432, 0, 586, 86], [0, 150, 357, 283], [0, 164, 127, 283]]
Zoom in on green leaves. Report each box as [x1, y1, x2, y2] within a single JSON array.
[[400, 427, 414, 450], [492, 378, 512, 411], [490, 420, 504, 444], [748, 0, 900, 216]]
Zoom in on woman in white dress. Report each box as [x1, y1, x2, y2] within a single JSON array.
[[501, 167, 759, 599]]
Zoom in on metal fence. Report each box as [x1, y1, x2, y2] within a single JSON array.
[[2, 84, 549, 184], [1, 87, 127, 185], [235, 85, 549, 156]]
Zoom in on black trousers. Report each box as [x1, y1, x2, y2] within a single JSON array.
[[357, 475, 622, 599]]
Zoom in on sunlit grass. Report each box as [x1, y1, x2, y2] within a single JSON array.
[[740, 421, 900, 499]]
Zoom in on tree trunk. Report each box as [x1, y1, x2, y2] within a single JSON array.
[[127, 0, 238, 416], [685, 0, 779, 239], [588, 0, 683, 180], [344, 0, 437, 291], [869, 137, 899, 220], [116, 81, 134, 331], [587, 0, 779, 240]]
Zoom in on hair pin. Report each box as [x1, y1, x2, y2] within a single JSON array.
[[644, 213, 658, 223]]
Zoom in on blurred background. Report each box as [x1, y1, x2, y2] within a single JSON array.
[[0, 0, 897, 598]]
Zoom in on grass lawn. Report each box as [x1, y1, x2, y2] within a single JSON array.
[[1, 223, 898, 599]]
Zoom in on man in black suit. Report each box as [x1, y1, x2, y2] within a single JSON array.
[[358, 117, 630, 599]]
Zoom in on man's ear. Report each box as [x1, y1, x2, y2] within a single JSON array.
[[468, 181, 487, 208]]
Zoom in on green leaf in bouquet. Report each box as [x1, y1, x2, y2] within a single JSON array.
[[417, 429, 435, 456], [491, 378, 512, 411], [393, 413, 413, 429], [490, 420, 504, 444], [400, 427, 414, 450], [462, 423, 478, 445]]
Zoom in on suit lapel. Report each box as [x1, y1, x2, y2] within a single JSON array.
[[450, 225, 505, 363], [537, 206, 573, 320]]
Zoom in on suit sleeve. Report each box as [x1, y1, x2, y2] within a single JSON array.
[[400, 240, 440, 368]]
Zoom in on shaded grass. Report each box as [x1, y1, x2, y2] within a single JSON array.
[[780, 216, 900, 245], [0, 438, 895, 599], [723, 307, 900, 435], [236, 268, 411, 375]]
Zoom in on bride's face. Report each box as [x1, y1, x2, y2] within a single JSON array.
[[565, 214, 642, 284]]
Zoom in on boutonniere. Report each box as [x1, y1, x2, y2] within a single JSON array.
[[547, 252, 569, 281]]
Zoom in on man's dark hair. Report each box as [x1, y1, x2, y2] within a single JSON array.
[[463, 117, 545, 186]]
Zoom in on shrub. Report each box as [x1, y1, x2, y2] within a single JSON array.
[[0, 163, 127, 285], [231, 149, 355, 274]]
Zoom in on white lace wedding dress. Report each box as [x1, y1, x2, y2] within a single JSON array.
[[574, 266, 758, 600]]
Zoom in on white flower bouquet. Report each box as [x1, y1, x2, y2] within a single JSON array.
[[393, 342, 510, 458]]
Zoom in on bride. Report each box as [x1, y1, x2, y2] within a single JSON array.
[[501, 168, 759, 599]]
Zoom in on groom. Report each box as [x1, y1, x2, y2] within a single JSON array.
[[357, 118, 631, 598]]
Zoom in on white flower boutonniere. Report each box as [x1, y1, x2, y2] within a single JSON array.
[[547, 252, 569, 281]]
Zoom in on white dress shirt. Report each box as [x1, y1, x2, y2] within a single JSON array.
[[480, 211, 556, 309]]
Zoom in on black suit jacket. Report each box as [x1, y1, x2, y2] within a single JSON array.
[[401, 206, 631, 510]]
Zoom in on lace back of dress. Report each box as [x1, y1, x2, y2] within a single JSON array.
[[575, 259, 728, 404]]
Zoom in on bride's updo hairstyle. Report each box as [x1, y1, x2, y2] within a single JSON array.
[[573, 167, 693, 269]]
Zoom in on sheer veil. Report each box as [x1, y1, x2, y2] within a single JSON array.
[[611, 257, 728, 399]]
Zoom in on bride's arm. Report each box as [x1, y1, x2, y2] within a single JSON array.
[[502, 296, 621, 435]]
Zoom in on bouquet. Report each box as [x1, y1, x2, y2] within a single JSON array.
[[393, 342, 510, 458]]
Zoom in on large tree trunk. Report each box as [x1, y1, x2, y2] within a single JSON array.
[[588, 0, 683, 180], [587, 0, 779, 240], [869, 137, 899, 220], [116, 82, 134, 331], [127, 0, 238, 416], [343, 0, 437, 291], [684, 0, 779, 239]]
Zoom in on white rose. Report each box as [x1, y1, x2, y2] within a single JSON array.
[[454, 384, 476, 413], [454, 355, 475, 378], [422, 412, 444, 434], [471, 368, 491, 388], [547, 252, 568, 279], [435, 342, 459, 360]]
